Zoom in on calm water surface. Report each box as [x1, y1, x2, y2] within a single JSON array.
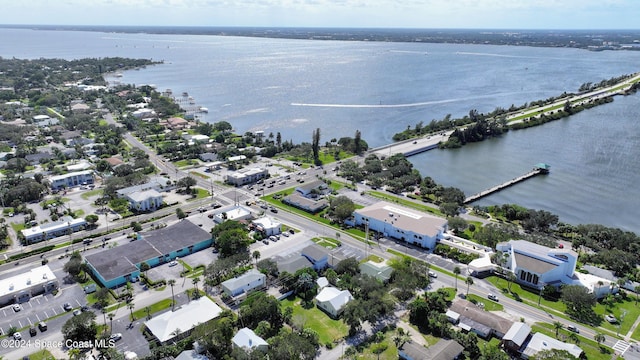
[[1, 28, 639, 233]]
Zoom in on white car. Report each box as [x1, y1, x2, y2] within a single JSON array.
[[487, 294, 499, 301], [168, 260, 178, 267], [13, 332, 22, 340], [13, 304, 21, 312], [109, 333, 122, 342], [605, 314, 617, 323], [428, 271, 437, 278]]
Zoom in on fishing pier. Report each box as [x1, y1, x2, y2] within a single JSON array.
[[464, 163, 550, 204]]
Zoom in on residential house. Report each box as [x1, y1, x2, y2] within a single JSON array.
[[132, 108, 156, 119], [145, 297, 222, 345], [521, 332, 583, 359], [449, 299, 514, 339], [221, 269, 266, 298], [495, 240, 578, 289], [25, 152, 52, 165], [399, 339, 464, 360], [351, 201, 448, 250], [315, 286, 353, 318], [166, 117, 189, 129], [232, 328, 268, 353], [275, 255, 314, 275], [503, 322, 532, 353], [71, 103, 90, 113], [295, 180, 330, 197], [359, 261, 393, 283], [199, 152, 218, 163]]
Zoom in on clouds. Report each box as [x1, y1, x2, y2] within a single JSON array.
[[2, 0, 639, 29]]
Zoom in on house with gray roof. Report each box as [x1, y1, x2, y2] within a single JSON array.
[[359, 261, 393, 283], [221, 269, 266, 298], [399, 339, 464, 360], [449, 299, 513, 339]]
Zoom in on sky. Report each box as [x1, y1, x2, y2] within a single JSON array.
[[1, 0, 639, 30]]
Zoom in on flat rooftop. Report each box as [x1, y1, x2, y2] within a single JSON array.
[[86, 221, 211, 282]]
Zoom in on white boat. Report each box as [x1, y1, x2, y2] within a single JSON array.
[[199, 107, 209, 113]]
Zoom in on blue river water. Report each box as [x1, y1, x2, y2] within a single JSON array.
[[1, 28, 639, 233]]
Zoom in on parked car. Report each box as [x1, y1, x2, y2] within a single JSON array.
[[281, 232, 289, 237], [109, 333, 122, 342], [63, 303, 73, 311], [567, 325, 579, 333], [487, 294, 499, 301], [428, 271, 437, 278], [38, 322, 47, 332], [168, 260, 179, 267], [605, 314, 618, 323], [13, 303, 21, 312], [289, 229, 295, 234], [73, 309, 82, 316], [13, 332, 22, 340], [29, 327, 37, 337], [262, 239, 269, 245]]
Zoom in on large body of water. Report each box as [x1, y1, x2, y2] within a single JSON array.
[[2, 28, 639, 233]]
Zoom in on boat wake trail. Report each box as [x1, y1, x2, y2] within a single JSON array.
[[291, 98, 463, 108]]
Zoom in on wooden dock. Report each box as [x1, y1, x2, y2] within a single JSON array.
[[464, 164, 550, 204]]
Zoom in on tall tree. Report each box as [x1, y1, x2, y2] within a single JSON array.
[[312, 128, 321, 163], [465, 276, 474, 297], [453, 266, 461, 291], [354, 130, 362, 155], [168, 279, 176, 310]]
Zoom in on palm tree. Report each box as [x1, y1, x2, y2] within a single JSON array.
[[192, 276, 200, 298], [568, 332, 579, 344], [553, 321, 563, 338], [102, 309, 108, 334], [596, 280, 604, 298], [252, 250, 261, 267], [168, 279, 176, 310], [506, 272, 517, 292], [594, 332, 605, 346], [453, 266, 461, 291], [128, 302, 135, 322], [465, 276, 474, 297], [108, 313, 115, 334]]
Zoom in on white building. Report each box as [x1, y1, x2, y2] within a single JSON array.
[[125, 189, 163, 211], [315, 286, 353, 318], [226, 167, 268, 186], [213, 206, 253, 224], [49, 170, 94, 190], [521, 332, 583, 359], [145, 297, 222, 345], [0, 265, 58, 306], [352, 201, 448, 250], [21, 216, 86, 244], [221, 269, 266, 298], [232, 328, 268, 353], [252, 217, 281, 236], [496, 240, 578, 289]]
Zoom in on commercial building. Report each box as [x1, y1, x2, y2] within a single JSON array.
[[145, 297, 222, 345], [123, 189, 163, 212], [251, 217, 281, 236], [21, 216, 86, 244], [0, 265, 58, 306], [49, 170, 94, 190], [85, 221, 212, 288], [226, 167, 268, 186], [351, 201, 448, 250], [212, 206, 253, 224], [495, 240, 578, 289]]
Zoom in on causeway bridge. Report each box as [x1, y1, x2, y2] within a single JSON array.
[[464, 163, 550, 204]]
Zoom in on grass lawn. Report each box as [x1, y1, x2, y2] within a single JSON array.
[[26, 349, 55, 360], [74, 209, 85, 217], [533, 323, 612, 360], [80, 189, 103, 200], [281, 297, 349, 346], [466, 294, 504, 311], [131, 298, 173, 320], [186, 188, 210, 201], [10, 222, 25, 232], [174, 159, 198, 168], [189, 171, 210, 179], [312, 237, 341, 249], [367, 191, 443, 216], [594, 295, 640, 337], [486, 276, 565, 312], [350, 327, 399, 360]]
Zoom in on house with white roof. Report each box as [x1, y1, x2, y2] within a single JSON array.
[[213, 206, 253, 224], [125, 189, 163, 211], [521, 332, 583, 359], [221, 269, 266, 298], [496, 240, 578, 289], [232, 328, 268, 353], [145, 297, 222, 345], [226, 167, 268, 186], [315, 286, 353, 318], [351, 201, 448, 250], [21, 216, 86, 244]]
